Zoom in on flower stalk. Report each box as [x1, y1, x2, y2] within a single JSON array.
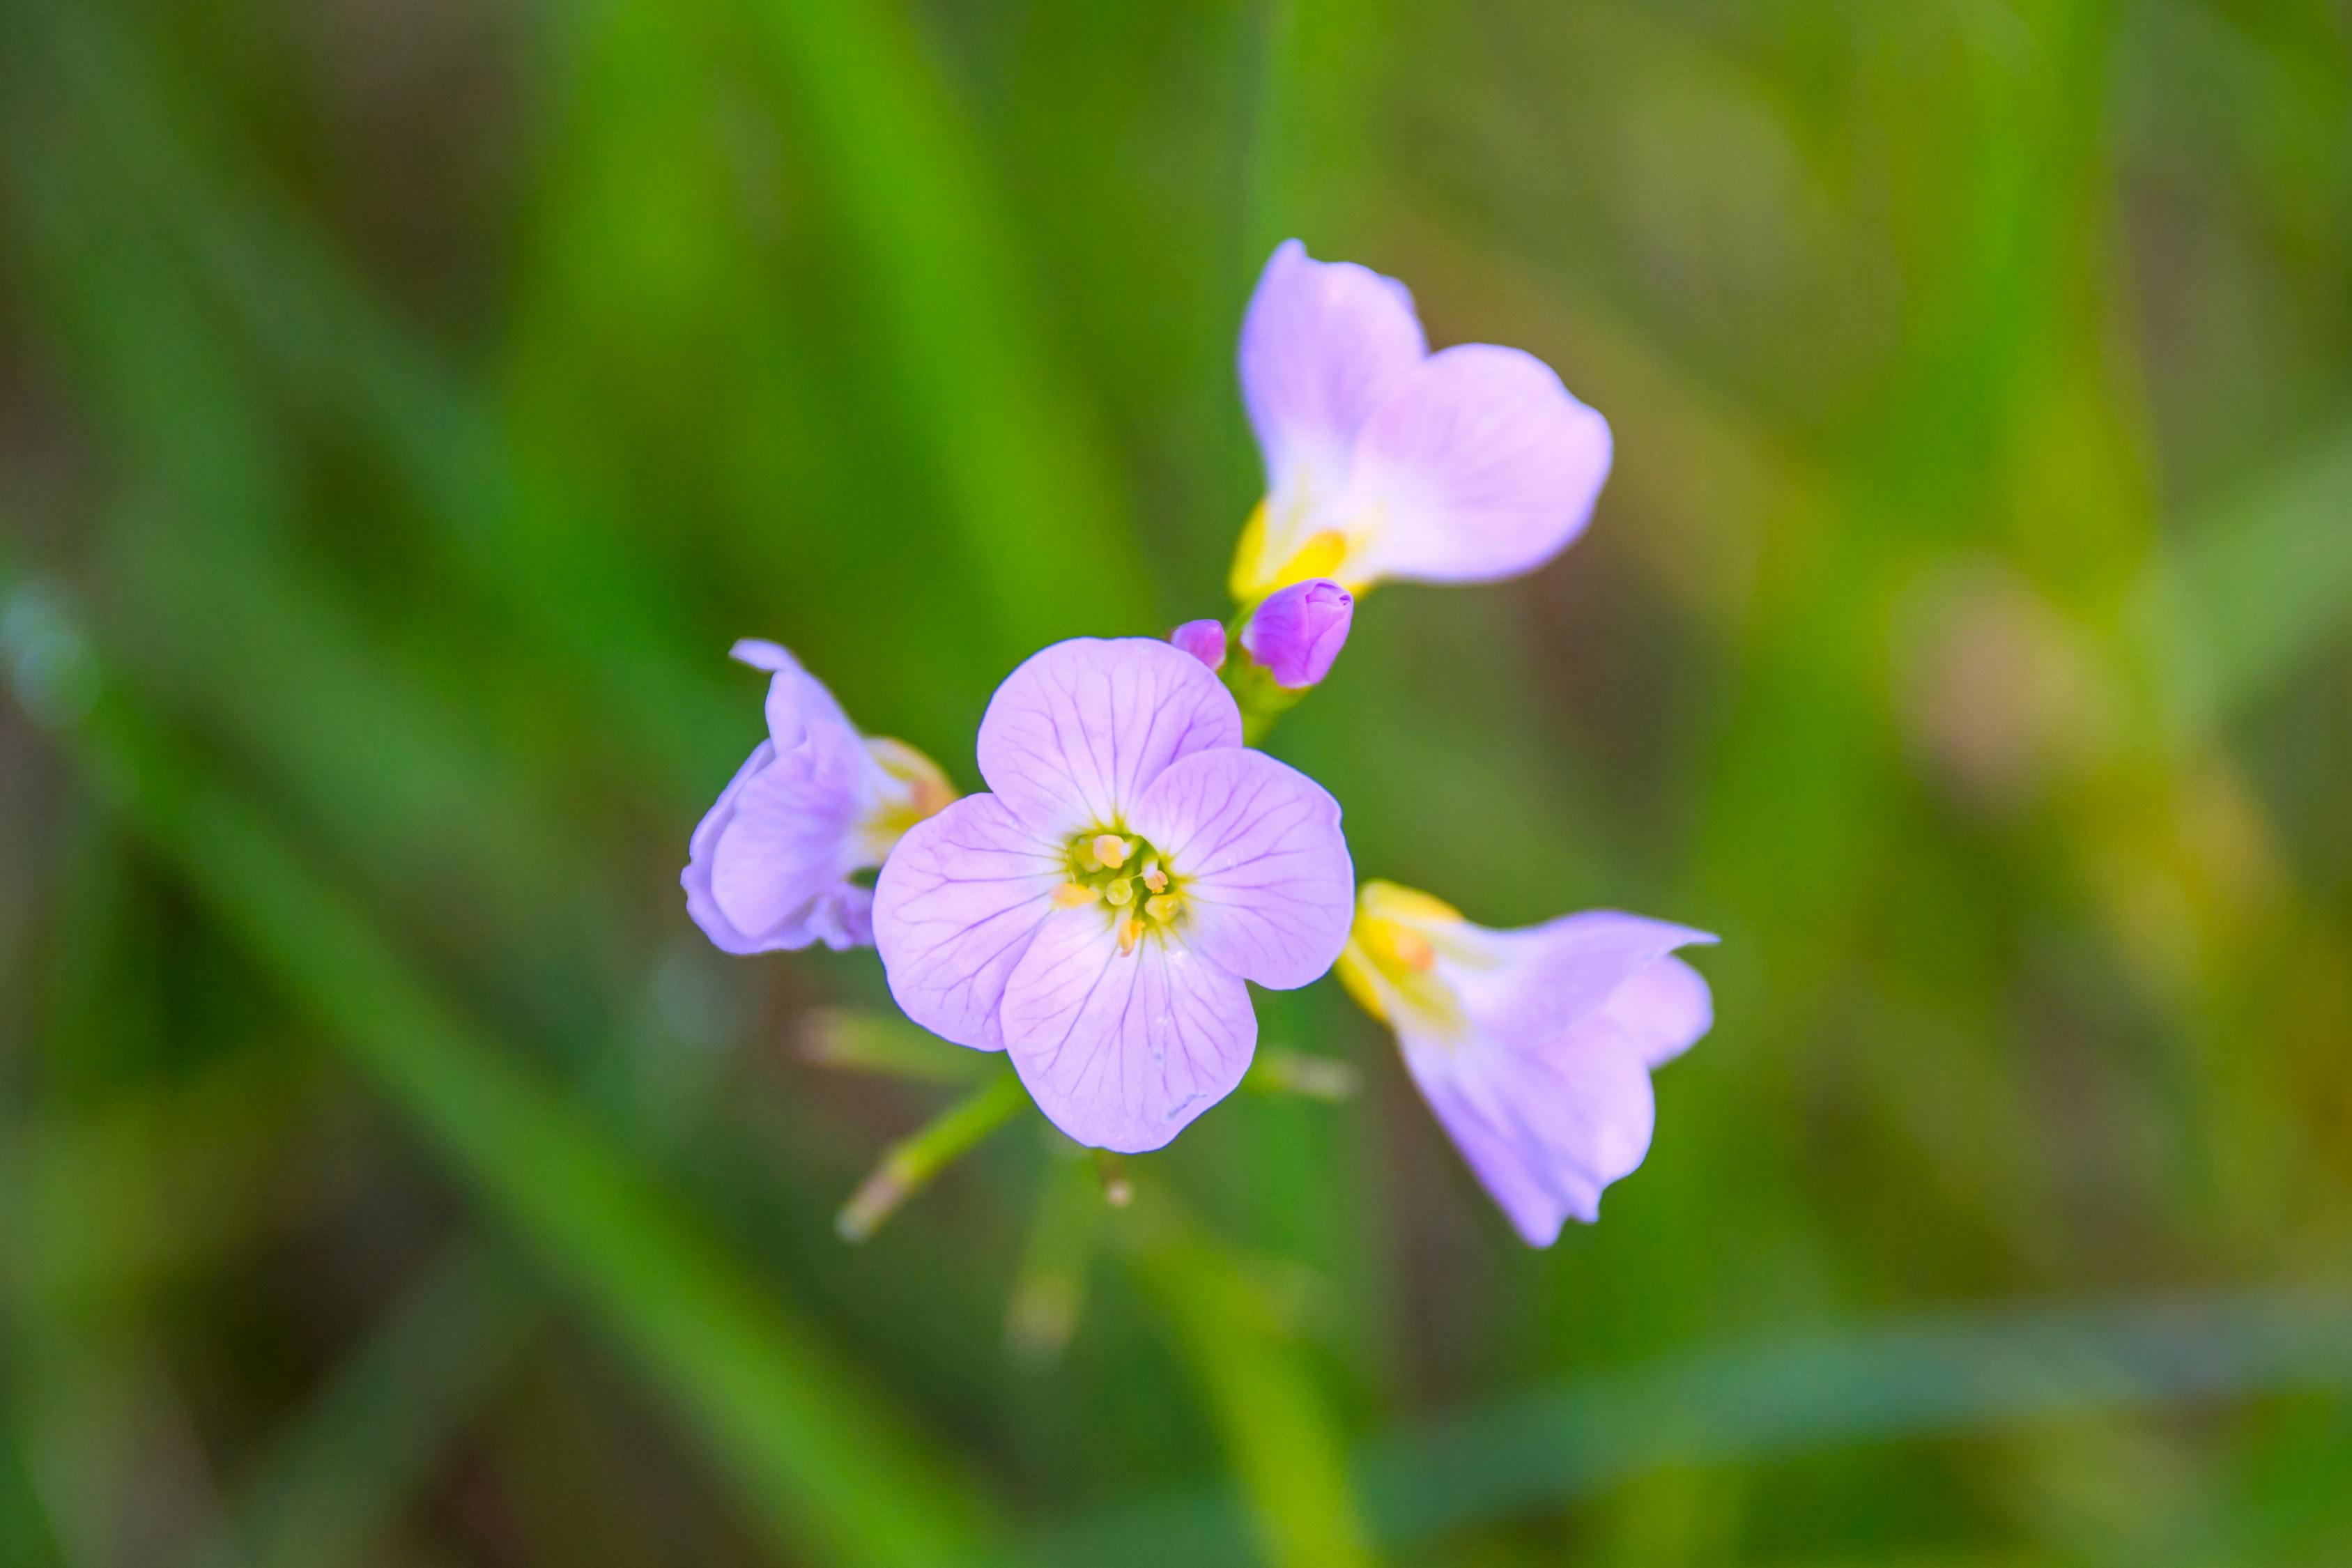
[[835, 1065, 1029, 1242]]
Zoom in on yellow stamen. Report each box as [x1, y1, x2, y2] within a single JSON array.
[[1117, 916, 1144, 955], [1142, 863, 1168, 893], [1051, 882, 1098, 909], [1104, 879, 1134, 907], [1389, 927, 1436, 972], [1091, 833, 1130, 869], [1144, 894, 1180, 924]]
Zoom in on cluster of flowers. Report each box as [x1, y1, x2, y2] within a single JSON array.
[[685, 242, 1714, 1245]]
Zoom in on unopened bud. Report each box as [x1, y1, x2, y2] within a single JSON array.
[[1169, 619, 1227, 672], [1240, 578, 1353, 689]]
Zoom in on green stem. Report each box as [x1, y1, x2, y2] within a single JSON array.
[[836, 1067, 1029, 1242]]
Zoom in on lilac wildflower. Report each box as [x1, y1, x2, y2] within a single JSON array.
[[1230, 240, 1613, 604], [1336, 881, 1714, 1245], [684, 640, 955, 953], [872, 638, 1355, 1153], [1169, 618, 1227, 672], [1240, 578, 1353, 689]]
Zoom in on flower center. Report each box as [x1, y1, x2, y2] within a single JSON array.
[[1050, 829, 1184, 954]]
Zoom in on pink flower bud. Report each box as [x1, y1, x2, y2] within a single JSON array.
[[1169, 618, 1227, 672], [1240, 579, 1353, 689]]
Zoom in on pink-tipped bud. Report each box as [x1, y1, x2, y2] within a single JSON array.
[[1240, 579, 1353, 689], [1170, 619, 1227, 672]]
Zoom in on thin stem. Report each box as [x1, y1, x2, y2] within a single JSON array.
[[836, 1066, 1029, 1242]]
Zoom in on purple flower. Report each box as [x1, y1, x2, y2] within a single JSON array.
[[1169, 618, 1227, 672], [1230, 240, 1613, 603], [1240, 578, 1353, 689], [872, 638, 1355, 1153], [684, 640, 955, 953], [1336, 882, 1714, 1245]]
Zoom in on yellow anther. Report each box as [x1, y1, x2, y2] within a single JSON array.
[[1144, 894, 1180, 924], [1091, 833, 1131, 868], [1104, 879, 1135, 907], [1050, 882, 1098, 909], [1142, 864, 1169, 894], [1117, 916, 1144, 955], [1389, 927, 1436, 972]]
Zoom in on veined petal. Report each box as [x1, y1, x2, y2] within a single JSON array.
[[871, 794, 1066, 1050], [1001, 907, 1256, 1153], [1241, 240, 1427, 516], [732, 638, 866, 764], [1401, 1015, 1657, 1244], [1127, 748, 1353, 990], [1447, 909, 1715, 1051], [975, 638, 1242, 837], [1335, 344, 1612, 586]]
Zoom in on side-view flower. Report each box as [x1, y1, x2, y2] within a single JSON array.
[[684, 640, 955, 953], [1229, 239, 1614, 604], [1337, 881, 1715, 1244], [872, 637, 1355, 1153]]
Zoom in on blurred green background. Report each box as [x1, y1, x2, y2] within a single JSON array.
[[4, 0, 2351, 1562]]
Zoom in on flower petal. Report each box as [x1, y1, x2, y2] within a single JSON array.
[[975, 638, 1242, 837], [1000, 909, 1257, 1153], [1126, 748, 1354, 990], [1448, 910, 1714, 1051], [871, 794, 1066, 1050], [683, 730, 875, 953], [731, 638, 865, 758], [1335, 344, 1612, 585], [1605, 953, 1714, 1068], [1241, 240, 1427, 514], [1401, 1014, 1658, 1245]]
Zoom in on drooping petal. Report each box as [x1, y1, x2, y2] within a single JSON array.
[[1240, 240, 1427, 512], [1402, 1016, 1659, 1244], [1335, 344, 1612, 585], [1126, 748, 1354, 990], [731, 638, 865, 761], [975, 638, 1242, 837], [999, 907, 1257, 1153], [1447, 910, 1716, 1052], [1604, 953, 1714, 1068], [871, 795, 1066, 1050]]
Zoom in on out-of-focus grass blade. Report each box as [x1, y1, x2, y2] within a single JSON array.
[[2142, 413, 2352, 735], [178, 1242, 539, 1568], [799, 1007, 994, 1085], [1038, 1285, 2352, 1565], [744, 1, 1145, 643], [0, 1408, 68, 1568], [1126, 1215, 1374, 1568], [1, 562, 1008, 1568]]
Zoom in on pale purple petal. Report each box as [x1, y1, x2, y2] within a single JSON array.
[[1240, 578, 1353, 689], [1000, 907, 1256, 1153], [870, 795, 1066, 1050], [730, 638, 862, 756], [1605, 954, 1714, 1068], [1450, 910, 1716, 1051], [1169, 619, 1227, 672], [1402, 1017, 1658, 1244], [1241, 240, 1427, 512], [1335, 344, 1612, 585], [1126, 749, 1353, 990], [974, 638, 1242, 837]]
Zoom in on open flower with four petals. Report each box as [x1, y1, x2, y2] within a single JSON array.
[[873, 638, 1355, 1153], [1229, 239, 1615, 604], [1337, 881, 1716, 1244]]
